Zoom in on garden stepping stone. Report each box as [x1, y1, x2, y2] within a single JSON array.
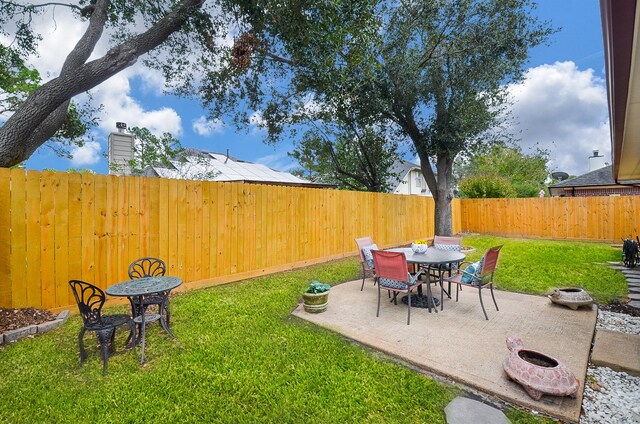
[[444, 397, 510, 424]]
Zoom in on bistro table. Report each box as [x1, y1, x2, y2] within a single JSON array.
[[386, 247, 465, 312], [106, 276, 182, 364]]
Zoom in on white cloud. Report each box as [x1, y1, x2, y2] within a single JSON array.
[[90, 70, 183, 136], [249, 110, 267, 132], [505, 61, 610, 176], [70, 141, 101, 166], [192, 115, 225, 136], [256, 152, 297, 172]]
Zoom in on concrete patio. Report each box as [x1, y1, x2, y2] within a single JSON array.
[[292, 278, 597, 423]]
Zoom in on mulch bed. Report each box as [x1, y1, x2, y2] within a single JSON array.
[[599, 300, 640, 317], [0, 308, 58, 333]]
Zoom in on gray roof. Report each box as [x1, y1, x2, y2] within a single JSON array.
[[548, 165, 640, 188], [146, 148, 331, 187]]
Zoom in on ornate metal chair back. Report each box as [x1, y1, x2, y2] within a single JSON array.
[[69, 280, 106, 328], [128, 257, 167, 279]]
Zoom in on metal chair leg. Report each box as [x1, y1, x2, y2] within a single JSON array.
[[361, 263, 366, 291], [478, 288, 489, 320], [490, 284, 499, 311], [376, 285, 381, 317], [407, 289, 411, 325]]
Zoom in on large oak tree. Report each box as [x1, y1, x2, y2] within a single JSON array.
[[209, 0, 553, 235]]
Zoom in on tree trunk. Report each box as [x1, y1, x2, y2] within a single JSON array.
[[0, 0, 205, 168], [433, 151, 454, 236]]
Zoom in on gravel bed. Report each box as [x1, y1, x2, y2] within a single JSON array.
[[581, 308, 640, 423], [596, 310, 640, 335], [581, 366, 640, 424]]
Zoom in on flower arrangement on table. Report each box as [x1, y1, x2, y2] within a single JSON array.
[[411, 239, 430, 254]]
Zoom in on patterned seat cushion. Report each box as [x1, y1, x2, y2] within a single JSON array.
[[434, 243, 461, 251], [378, 276, 411, 290], [362, 244, 379, 269], [435, 243, 461, 270]]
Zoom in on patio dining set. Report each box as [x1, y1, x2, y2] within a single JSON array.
[[355, 236, 503, 324], [68, 257, 182, 373]]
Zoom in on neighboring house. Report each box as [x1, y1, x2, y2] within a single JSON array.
[[108, 127, 332, 188], [548, 165, 640, 197], [388, 160, 432, 196]]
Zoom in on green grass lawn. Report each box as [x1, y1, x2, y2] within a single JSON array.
[[0, 235, 621, 423], [461, 235, 627, 302]]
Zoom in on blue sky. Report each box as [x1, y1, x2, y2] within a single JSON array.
[[17, 1, 609, 177]]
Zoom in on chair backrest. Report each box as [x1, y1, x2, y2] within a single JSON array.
[[355, 237, 374, 262], [372, 250, 409, 283], [128, 257, 167, 279], [479, 245, 503, 281], [69, 280, 105, 327], [433, 235, 462, 250]]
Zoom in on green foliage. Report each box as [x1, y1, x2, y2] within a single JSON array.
[[290, 124, 401, 192], [123, 127, 185, 176], [458, 174, 517, 198], [305, 280, 331, 294], [457, 144, 550, 198], [0, 45, 40, 115], [110, 127, 218, 180]]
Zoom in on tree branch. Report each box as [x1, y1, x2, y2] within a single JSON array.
[[0, 0, 206, 166]]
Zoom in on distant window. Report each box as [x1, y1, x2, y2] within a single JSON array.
[[415, 173, 422, 187]]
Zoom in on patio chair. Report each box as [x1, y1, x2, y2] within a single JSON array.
[[355, 237, 378, 291], [128, 257, 171, 329], [69, 280, 135, 374], [430, 235, 463, 296], [442, 245, 503, 320], [372, 250, 424, 325]]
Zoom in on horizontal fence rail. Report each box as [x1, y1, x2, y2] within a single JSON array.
[[459, 197, 640, 242], [0, 169, 460, 310]]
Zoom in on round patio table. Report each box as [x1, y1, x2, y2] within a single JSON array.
[[386, 247, 466, 312], [106, 276, 182, 364]]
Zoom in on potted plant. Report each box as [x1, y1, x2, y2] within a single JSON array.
[[302, 280, 331, 313], [411, 238, 430, 254]]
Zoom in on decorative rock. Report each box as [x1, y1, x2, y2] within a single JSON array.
[[36, 319, 64, 334], [444, 397, 510, 424], [0, 333, 4, 345], [548, 288, 593, 310], [502, 336, 579, 400], [56, 310, 70, 322], [629, 294, 640, 301], [4, 325, 37, 343]]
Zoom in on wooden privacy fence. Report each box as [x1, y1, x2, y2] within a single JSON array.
[[1, 169, 458, 311], [460, 197, 640, 241]]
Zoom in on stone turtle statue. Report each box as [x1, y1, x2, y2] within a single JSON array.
[[548, 288, 593, 310], [502, 336, 579, 400]]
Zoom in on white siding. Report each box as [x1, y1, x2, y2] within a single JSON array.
[[393, 169, 431, 196]]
